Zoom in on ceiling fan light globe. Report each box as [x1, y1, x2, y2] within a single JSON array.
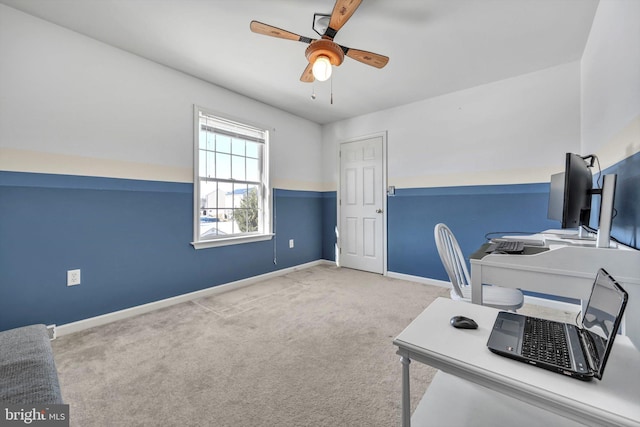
[[312, 56, 332, 81]]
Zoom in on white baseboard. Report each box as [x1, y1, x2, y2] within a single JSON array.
[[56, 260, 331, 337], [386, 271, 580, 313], [56, 262, 578, 337], [386, 271, 451, 288]]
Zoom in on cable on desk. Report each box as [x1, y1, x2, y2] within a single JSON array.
[[575, 311, 582, 327]]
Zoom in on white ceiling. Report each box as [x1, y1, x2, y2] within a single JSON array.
[[0, 0, 600, 125]]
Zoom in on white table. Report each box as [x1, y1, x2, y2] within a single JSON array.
[[393, 297, 640, 427], [469, 237, 640, 347]]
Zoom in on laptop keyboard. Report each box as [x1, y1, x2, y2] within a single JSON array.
[[522, 317, 572, 369]]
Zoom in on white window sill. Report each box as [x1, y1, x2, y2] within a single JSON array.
[[191, 233, 274, 250]]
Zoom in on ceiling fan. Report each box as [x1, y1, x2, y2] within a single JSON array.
[[250, 0, 389, 83]]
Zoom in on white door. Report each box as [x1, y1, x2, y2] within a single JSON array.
[[339, 134, 385, 274]]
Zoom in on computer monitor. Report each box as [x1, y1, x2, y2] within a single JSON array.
[[548, 153, 617, 248], [561, 153, 593, 230]]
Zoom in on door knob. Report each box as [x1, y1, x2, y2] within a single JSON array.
[[376, 208, 383, 213]]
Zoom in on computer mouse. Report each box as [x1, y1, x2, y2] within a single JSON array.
[[450, 315, 478, 329]]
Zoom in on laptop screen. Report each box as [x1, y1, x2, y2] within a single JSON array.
[[581, 269, 628, 379]]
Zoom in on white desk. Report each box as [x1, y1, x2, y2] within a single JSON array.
[[469, 236, 640, 347], [393, 298, 640, 427]]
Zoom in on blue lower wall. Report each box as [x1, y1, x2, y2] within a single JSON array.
[[387, 184, 559, 280], [321, 192, 337, 262], [0, 173, 323, 331], [2, 153, 637, 330], [320, 184, 560, 281], [320, 152, 639, 290], [274, 189, 324, 267]]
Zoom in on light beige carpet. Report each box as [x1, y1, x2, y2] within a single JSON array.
[[51, 264, 576, 427]]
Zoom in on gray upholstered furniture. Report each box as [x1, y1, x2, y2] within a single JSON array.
[[0, 324, 63, 404]]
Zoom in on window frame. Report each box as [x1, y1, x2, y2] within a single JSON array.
[[191, 105, 273, 249]]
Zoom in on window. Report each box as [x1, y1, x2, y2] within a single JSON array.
[[192, 106, 271, 249]]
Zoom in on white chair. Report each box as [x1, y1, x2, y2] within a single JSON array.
[[434, 223, 524, 311]]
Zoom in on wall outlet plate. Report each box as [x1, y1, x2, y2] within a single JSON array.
[[67, 269, 81, 286], [46, 324, 57, 340], [289, 239, 294, 248]]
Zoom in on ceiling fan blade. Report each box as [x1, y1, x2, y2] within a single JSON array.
[[343, 47, 389, 69], [325, 0, 363, 39], [300, 63, 315, 83], [250, 21, 314, 43]]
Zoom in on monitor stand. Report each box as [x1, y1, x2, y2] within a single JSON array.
[[560, 226, 596, 241]]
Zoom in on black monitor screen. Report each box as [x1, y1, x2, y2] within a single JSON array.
[[562, 153, 593, 228]]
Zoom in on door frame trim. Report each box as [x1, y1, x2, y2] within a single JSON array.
[[337, 131, 388, 275]]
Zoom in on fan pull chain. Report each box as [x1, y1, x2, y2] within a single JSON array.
[[311, 85, 316, 100], [330, 77, 333, 105]]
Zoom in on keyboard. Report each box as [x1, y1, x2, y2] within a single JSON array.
[[486, 240, 525, 254], [521, 317, 572, 368]]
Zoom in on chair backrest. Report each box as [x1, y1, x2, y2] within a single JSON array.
[[434, 223, 471, 299]]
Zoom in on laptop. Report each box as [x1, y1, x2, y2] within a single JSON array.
[[486, 268, 628, 381]]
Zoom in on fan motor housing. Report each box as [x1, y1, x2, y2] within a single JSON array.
[[305, 39, 344, 66]]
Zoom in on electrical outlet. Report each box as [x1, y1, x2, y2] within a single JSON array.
[[46, 324, 57, 340], [67, 269, 81, 286], [289, 239, 294, 248]]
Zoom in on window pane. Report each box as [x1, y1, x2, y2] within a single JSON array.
[[231, 183, 244, 208], [246, 141, 260, 159], [232, 138, 245, 156], [232, 155, 245, 181], [199, 130, 207, 150], [218, 181, 234, 224], [200, 227, 219, 240], [230, 183, 241, 234], [216, 153, 231, 179], [200, 180, 218, 209], [199, 153, 206, 179], [206, 132, 215, 151], [246, 158, 260, 182], [216, 134, 231, 153], [231, 184, 259, 233], [200, 211, 225, 240], [246, 184, 259, 232], [200, 192, 224, 240], [206, 151, 215, 178]]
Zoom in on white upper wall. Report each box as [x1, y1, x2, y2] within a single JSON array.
[[7, 1, 636, 193], [581, 0, 640, 168], [0, 4, 324, 190], [322, 62, 581, 190]]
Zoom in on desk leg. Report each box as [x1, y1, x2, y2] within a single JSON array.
[[471, 264, 483, 305], [400, 355, 411, 427]]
